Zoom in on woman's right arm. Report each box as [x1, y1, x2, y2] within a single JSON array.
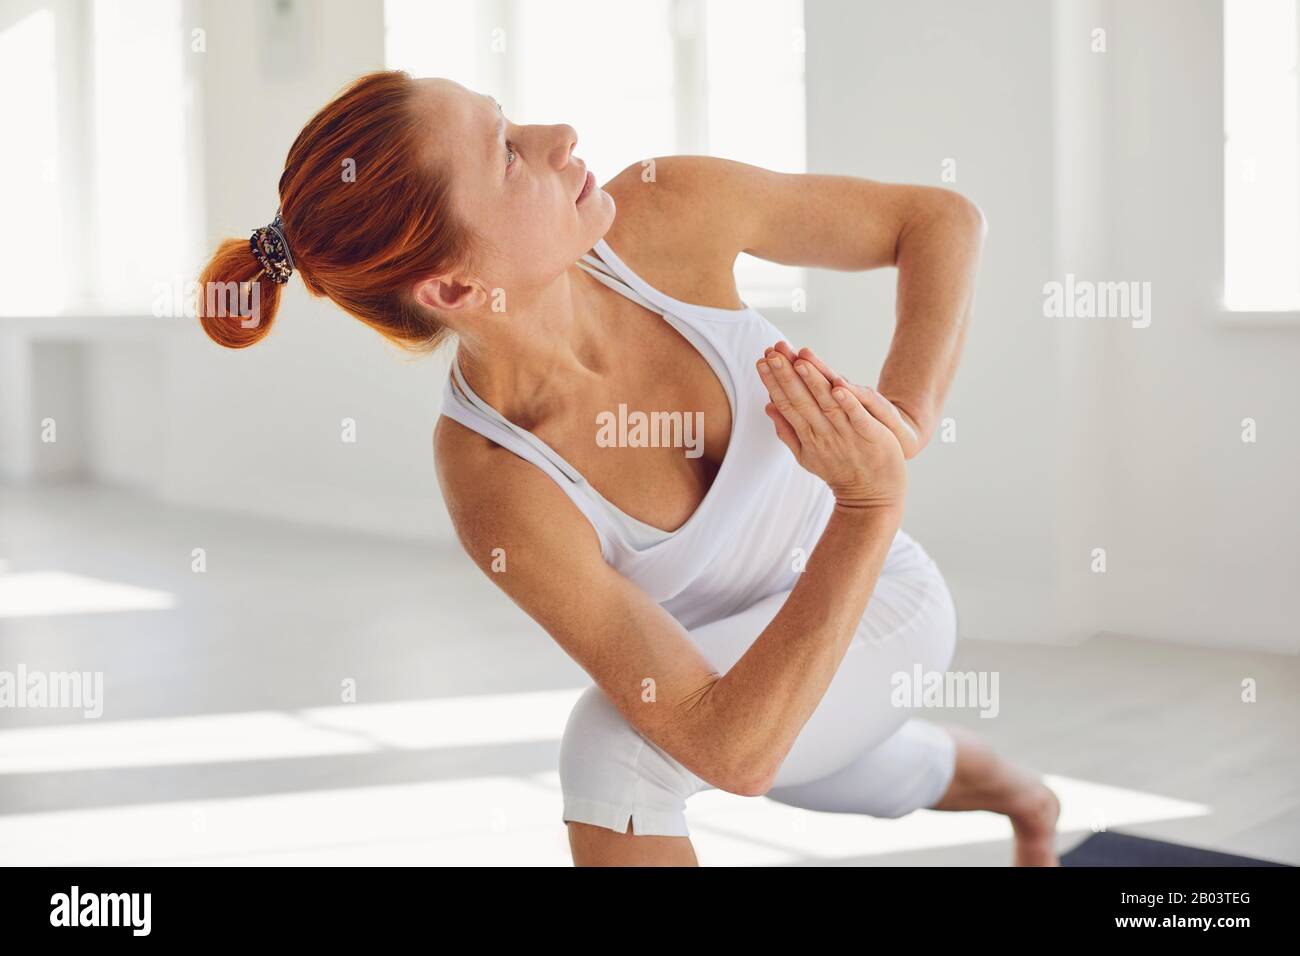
[[433, 357, 904, 795], [696, 347, 908, 789]]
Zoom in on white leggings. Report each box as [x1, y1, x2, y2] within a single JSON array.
[[558, 531, 960, 837]]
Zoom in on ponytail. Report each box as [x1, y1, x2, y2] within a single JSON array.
[[194, 70, 474, 354]]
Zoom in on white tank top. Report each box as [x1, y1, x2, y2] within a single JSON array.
[[439, 236, 839, 630]]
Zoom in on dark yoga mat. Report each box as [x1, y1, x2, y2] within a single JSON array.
[[1061, 831, 1293, 867]]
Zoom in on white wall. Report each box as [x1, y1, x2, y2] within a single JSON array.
[[804, 0, 1071, 644], [805, 0, 1298, 653], [1084, 0, 1300, 653], [154, 0, 458, 541]]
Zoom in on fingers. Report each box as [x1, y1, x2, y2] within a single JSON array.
[[788, 354, 861, 443], [772, 341, 802, 366], [829, 381, 889, 441], [756, 351, 834, 442], [756, 356, 809, 438], [768, 340, 897, 446], [769, 340, 873, 442], [791, 343, 919, 453], [764, 401, 800, 455], [794, 345, 838, 384], [834, 379, 919, 450], [759, 342, 894, 450]]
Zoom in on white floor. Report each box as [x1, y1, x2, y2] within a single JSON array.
[[1, 481, 1296, 866]]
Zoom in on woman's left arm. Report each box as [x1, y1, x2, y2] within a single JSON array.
[[871, 184, 986, 454], [641, 156, 987, 456]]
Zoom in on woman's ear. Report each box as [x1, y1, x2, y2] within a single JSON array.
[[412, 273, 483, 314]]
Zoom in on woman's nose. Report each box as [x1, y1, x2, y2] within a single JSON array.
[[550, 124, 578, 167]]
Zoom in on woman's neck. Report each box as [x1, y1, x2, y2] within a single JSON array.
[[453, 261, 620, 431]]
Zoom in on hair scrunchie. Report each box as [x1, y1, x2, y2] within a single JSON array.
[[249, 209, 296, 284]]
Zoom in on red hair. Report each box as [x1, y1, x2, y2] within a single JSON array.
[[196, 70, 475, 351]]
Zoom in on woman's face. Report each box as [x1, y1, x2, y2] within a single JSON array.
[[414, 77, 614, 305]]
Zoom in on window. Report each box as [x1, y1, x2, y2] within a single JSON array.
[[704, 0, 806, 304], [384, 0, 807, 308], [0, 0, 199, 318], [0, 5, 62, 315], [1224, 0, 1300, 312], [91, 0, 195, 313]]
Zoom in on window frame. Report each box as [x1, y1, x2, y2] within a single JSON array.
[[1217, 0, 1300, 326], [0, 0, 205, 322]]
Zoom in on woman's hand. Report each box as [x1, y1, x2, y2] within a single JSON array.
[[767, 341, 923, 460], [755, 342, 906, 511]]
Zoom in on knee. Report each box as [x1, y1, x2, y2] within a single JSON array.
[[934, 579, 958, 670], [891, 538, 959, 670], [558, 685, 701, 838], [911, 569, 958, 673]]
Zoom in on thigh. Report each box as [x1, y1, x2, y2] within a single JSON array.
[[766, 716, 957, 818], [567, 821, 701, 866], [685, 530, 957, 788]]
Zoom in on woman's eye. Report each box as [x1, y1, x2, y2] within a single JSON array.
[[505, 141, 517, 168]]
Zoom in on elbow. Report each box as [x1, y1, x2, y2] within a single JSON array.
[[731, 771, 777, 798], [943, 189, 988, 241], [719, 767, 777, 798], [712, 748, 780, 797], [680, 682, 780, 796]]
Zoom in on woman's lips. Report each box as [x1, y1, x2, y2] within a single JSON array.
[[576, 170, 595, 204]]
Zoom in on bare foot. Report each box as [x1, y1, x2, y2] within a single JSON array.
[[1009, 783, 1061, 866]]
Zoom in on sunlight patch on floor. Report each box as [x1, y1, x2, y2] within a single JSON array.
[[0, 770, 1210, 866], [0, 571, 174, 618], [0, 689, 586, 773]]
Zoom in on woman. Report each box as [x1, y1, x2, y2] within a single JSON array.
[[198, 70, 1060, 866]]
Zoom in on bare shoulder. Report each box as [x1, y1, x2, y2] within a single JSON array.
[[432, 414, 603, 573], [599, 155, 763, 311]]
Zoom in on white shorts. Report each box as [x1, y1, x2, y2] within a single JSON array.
[[558, 531, 960, 837]]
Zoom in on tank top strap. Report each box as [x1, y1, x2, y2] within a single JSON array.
[[575, 248, 664, 317], [578, 239, 739, 406], [439, 366, 619, 560], [447, 357, 584, 484], [584, 237, 753, 323], [576, 249, 619, 280]]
